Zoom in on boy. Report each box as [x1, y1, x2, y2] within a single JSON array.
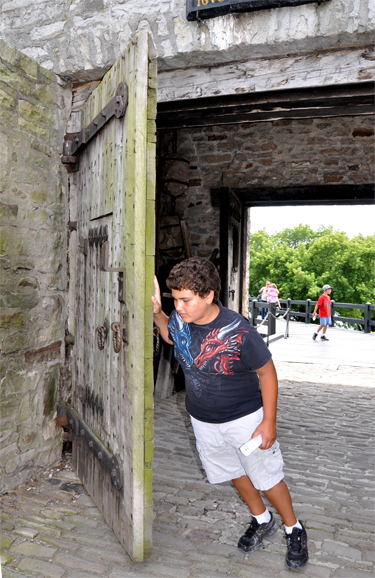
[[152, 257, 308, 571], [312, 284, 333, 341]]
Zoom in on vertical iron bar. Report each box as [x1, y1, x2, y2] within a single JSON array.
[[268, 303, 276, 336], [331, 299, 335, 327], [285, 308, 290, 338], [364, 302, 371, 333], [306, 298, 311, 324], [251, 299, 257, 327]]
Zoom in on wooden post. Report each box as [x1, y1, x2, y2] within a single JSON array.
[[306, 298, 311, 324], [268, 303, 276, 336], [364, 302, 371, 334], [331, 299, 335, 327]]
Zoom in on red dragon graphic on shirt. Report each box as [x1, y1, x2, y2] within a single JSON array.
[[194, 319, 247, 375]]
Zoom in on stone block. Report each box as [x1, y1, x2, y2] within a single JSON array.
[[19, 100, 54, 127], [18, 277, 39, 288], [53, 551, 109, 573], [332, 568, 375, 578], [322, 538, 362, 560], [12, 527, 40, 539], [39, 534, 79, 551], [30, 140, 53, 157], [0, 203, 18, 221], [17, 519, 61, 537], [1, 290, 38, 310], [0, 168, 9, 191], [11, 541, 57, 557], [18, 429, 39, 452], [18, 392, 31, 422], [0, 395, 20, 424], [0, 551, 14, 565], [32, 84, 57, 106], [5, 447, 36, 474], [25, 341, 62, 365], [17, 557, 65, 578], [0, 535, 15, 549], [0, 40, 19, 66], [11, 257, 34, 273], [0, 61, 34, 96], [42, 368, 59, 418], [65, 515, 99, 528], [324, 175, 344, 183], [352, 128, 374, 138], [17, 117, 52, 140], [0, 422, 18, 446], [1, 333, 27, 353], [30, 189, 49, 204], [20, 54, 39, 79], [1, 370, 29, 397], [137, 562, 191, 577], [39, 67, 55, 82], [10, 165, 43, 186]]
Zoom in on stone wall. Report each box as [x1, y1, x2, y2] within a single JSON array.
[[0, 40, 70, 492], [158, 115, 374, 259], [0, 0, 373, 82]]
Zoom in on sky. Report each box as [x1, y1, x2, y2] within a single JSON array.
[[250, 204, 375, 238]]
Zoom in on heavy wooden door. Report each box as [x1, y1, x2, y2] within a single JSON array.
[[71, 32, 156, 561], [220, 189, 243, 312]]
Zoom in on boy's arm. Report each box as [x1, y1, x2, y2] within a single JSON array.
[[152, 276, 173, 345], [313, 296, 320, 316], [252, 359, 278, 450]]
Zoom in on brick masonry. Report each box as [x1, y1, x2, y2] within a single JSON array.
[[0, 40, 70, 492], [158, 116, 374, 260]]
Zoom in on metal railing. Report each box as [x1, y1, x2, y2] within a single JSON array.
[[249, 301, 290, 346], [249, 298, 375, 334]]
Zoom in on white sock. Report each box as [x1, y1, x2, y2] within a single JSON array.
[[253, 509, 271, 525], [284, 520, 302, 534]]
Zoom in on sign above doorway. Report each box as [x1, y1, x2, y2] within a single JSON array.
[[186, 0, 330, 21]]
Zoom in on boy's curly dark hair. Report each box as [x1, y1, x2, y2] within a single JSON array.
[[166, 257, 221, 302]]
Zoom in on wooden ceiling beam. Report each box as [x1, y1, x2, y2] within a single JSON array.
[[209, 184, 375, 207], [157, 82, 375, 129]]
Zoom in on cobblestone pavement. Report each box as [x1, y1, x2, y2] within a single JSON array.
[[1, 372, 374, 578]]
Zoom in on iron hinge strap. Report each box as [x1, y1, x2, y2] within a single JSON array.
[[66, 405, 124, 491], [62, 82, 128, 162]]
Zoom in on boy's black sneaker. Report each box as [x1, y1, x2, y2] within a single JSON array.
[[312, 332, 318, 340], [285, 523, 308, 570], [320, 335, 329, 341], [238, 513, 278, 552]]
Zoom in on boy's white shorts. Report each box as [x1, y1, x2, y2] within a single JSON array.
[[191, 408, 284, 491]]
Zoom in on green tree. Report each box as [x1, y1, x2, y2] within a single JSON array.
[[249, 226, 375, 326]]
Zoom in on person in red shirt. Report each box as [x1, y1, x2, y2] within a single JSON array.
[[312, 284, 333, 341]]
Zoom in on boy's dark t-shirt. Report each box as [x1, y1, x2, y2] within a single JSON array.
[[168, 301, 272, 424]]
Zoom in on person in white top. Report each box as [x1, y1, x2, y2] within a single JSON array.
[[258, 281, 270, 319]]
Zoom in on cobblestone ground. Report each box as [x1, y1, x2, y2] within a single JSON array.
[[1, 376, 374, 578]]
